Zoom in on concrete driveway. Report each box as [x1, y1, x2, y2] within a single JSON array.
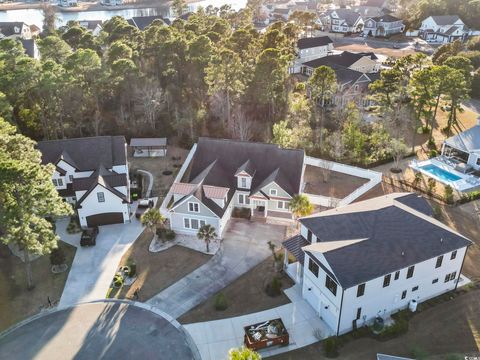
[[58, 211, 145, 307], [147, 219, 287, 319], [0, 301, 199, 360]]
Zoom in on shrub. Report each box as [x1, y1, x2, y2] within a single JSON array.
[[165, 229, 176, 241], [265, 277, 282, 297], [428, 149, 438, 158], [162, 170, 173, 176], [113, 274, 124, 288], [156, 227, 167, 238], [127, 261, 136, 277], [323, 337, 339, 358], [444, 185, 454, 203], [66, 216, 81, 234], [427, 138, 436, 150], [410, 346, 429, 360], [50, 248, 65, 266], [214, 292, 227, 311], [413, 172, 423, 186], [432, 204, 442, 219]]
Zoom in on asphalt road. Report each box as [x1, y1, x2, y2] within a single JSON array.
[[0, 301, 198, 360]]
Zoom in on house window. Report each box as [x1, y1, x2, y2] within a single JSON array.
[[57, 178, 63, 186], [357, 283, 365, 297], [325, 275, 337, 296], [401, 290, 407, 299], [412, 286, 419, 292], [238, 194, 250, 205], [69, 175, 74, 182], [184, 218, 206, 230], [383, 274, 391, 287], [444, 274, 450, 283], [307, 230, 312, 243], [277, 201, 288, 210], [308, 258, 319, 277], [188, 202, 200, 213], [451, 250, 457, 260], [241, 177, 247, 188], [406, 266, 415, 279], [435, 255, 443, 268], [97, 192, 105, 202], [356, 307, 362, 320], [432, 278, 438, 284], [270, 189, 277, 196], [394, 271, 400, 280], [52, 179, 58, 186]]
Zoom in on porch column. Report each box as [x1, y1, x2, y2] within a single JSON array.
[[296, 261, 302, 283], [264, 201, 268, 217], [250, 200, 254, 216], [284, 248, 289, 270]]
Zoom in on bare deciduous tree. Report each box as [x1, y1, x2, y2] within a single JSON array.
[[232, 107, 254, 141], [319, 158, 334, 183], [135, 82, 166, 130]]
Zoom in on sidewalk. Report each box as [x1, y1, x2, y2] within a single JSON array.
[[58, 205, 147, 307], [184, 285, 334, 360], [146, 219, 286, 319]]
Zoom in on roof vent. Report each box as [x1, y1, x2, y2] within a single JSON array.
[[440, 238, 443, 243], [401, 251, 404, 256]]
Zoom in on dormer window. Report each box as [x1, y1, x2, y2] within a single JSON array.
[[270, 189, 277, 196], [188, 202, 200, 213], [241, 177, 247, 188]]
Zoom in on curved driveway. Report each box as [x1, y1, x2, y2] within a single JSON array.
[[0, 301, 199, 360]]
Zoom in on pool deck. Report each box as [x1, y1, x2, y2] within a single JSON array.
[[410, 158, 480, 192]]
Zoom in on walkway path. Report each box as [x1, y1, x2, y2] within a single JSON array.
[[184, 285, 333, 360], [58, 203, 149, 307], [137, 169, 153, 198], [146, 219, 286, 319]]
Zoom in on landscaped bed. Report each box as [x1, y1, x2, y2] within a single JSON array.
[[303, 165, 369, 199], [178, 254, 294, 324], [115, 230, 211, 301], [0, 241, 76, 332]]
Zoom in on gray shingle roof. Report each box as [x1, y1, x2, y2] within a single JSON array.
[[181, 138, 304, 217], [72, 165, 127, 191], [303, 51, 378, 69], [328, 9, 362, 27], [37, 136, 127, 171], [297, 36, 333, 50], [283, 234, 310, 264], [127, 16, 170, 30], [20, 39, 36, 58], [430, 15, 461, 26], [300, 194, 471, 288], [444, 125, 480, 153], [368, 14, 401, 23], [0, 22, 26, 37]]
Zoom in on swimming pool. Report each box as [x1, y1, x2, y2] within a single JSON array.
[[419, 164, 462, 182]]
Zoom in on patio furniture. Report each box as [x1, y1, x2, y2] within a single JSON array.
[[244, 318, 289, 351]]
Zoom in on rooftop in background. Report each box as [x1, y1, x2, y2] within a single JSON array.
[[130, 138, 167, 147], [302, 51, 378, 69], [429, 15, 462, 25], [37, 136, 127, 171], [444, 124, 480, 154], [297, 36, 333, 49], [127, 15, 170, 30], [300, 193, 471, 288]]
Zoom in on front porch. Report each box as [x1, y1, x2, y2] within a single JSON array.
[[282, 234, 309, 284]]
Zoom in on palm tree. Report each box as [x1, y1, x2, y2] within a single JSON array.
[[228, 347, 261, 360], [140, 208, 165, 238], [197, 224, 217, 253], [289, 194, 314, 225]]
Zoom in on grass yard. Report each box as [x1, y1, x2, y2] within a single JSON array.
[[303, 165, 369, 199], [128, 145, 189, 199], [115, 230, 211, 301], [0, 241, 76, 332], [178, 254, 294, 324], [335, 43, 417, 58]]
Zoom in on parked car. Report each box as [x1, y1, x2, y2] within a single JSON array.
[[392, 43, 400, 49], [80, 227, 99, 247], [135, 199, 154, 219]]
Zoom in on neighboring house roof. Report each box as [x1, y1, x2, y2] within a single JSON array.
[[352, 6, 385, 18], [429, 15, 461, 26], [72, 165, 127, 191], [37, 136, 127, 171], [327, 9, 362, 27], [377, 354, 414, 360], [127, 16, 170, 30], [173, 138, 305, 217], [0, 22, 26, 37], [444, 125, 480, 153], [443, 26, 460, 35], [171, 182, 198, 195], [273, 7, 290, 14], [303, 51, 378, 69], [29, 24, 41, 34], [283, 234, 310, 264], [297, 36, 333, 50], [76, 172, 129, 207], [20, 39, 36, 58], [130, 138, 167, 147], [300, 193, 471, 288], [203, 185, 229, 199], [78, 20, 103, 31], [235, 159, 256, 177], [368, 14, 402, 23]]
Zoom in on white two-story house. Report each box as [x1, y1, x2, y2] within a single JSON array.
[[37, 136, 131, 228], [290, 36, 334, 73], [283, 193, 471, 335], [363, 14, 405, 37], [321, 9, 364, 34], [167, 138, 305, 236], [419, 15, 468, 43], [0, 22, 32, 40]]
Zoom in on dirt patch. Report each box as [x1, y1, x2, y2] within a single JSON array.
[[0, 241, 76, 332], [335, 44, 417, 58], [128, 145, 189, 199], [116, 230, 211, 301], [303, 165, 369, 199], [179, 254, 294, 324], [271, 288, 480, 360]]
